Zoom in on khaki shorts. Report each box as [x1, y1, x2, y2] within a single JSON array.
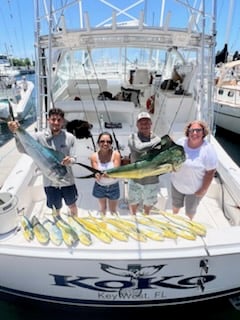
[[171, 183, 201, 215]]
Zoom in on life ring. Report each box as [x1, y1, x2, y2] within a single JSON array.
[[146, 95, 155, 114]]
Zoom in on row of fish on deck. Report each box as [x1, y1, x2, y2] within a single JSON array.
[[22, 209, 207, 247]]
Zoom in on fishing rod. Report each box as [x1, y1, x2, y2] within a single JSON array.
[[74, 74, 97, 152], [85, 48, 122, 155]]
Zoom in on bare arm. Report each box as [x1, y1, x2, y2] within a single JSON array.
[[90, 153, 102, 181], [90, 153, 99, 170], [113, 150, 121, 168]]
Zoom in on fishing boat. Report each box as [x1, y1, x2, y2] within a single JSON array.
[[0, 54, 20, 78], [0, 75, 34, 121], [1, 0, 240, 310], [214, 60, 240, 134]]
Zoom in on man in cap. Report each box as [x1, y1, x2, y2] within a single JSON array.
[[127, 112, 161, 215]]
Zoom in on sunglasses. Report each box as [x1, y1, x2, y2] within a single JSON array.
[[99, 140, 112, 144], [188, 128, 203, 133]]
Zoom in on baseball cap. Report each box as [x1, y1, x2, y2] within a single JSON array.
[[137, 112, 151, 121]]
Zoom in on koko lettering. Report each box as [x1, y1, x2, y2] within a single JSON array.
[[50, 273, 216, 291]]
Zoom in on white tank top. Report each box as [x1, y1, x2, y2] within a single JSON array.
[[96, 152, 118, 186]]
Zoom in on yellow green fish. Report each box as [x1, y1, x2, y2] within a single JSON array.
[[74, 216, 112, 244], [153, 210, 207, 237], [21, 215, 34, 241], [43, 219, 63, 246], [75, 135, 186, 179], [104, 217, 147, 242], [88, 215, 129, 242], [32, 216, 50, 245], [53, 215, 79, 247], [67, 216, 92, 246]]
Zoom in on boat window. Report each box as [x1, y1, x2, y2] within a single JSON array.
[[218, 89, 224, 95], [227, 91, 234, 97]]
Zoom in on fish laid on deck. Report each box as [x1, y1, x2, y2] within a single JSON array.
[[31, 216, 50, 245], [43, 219, 63, 246]]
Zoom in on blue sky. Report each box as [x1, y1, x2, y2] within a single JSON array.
[[0, 0, 239, 60]]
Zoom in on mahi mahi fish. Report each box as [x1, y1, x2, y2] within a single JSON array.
[[14, 126, 70, 186], [32, 216, 50, 245], [43, 219, 63, 246], [21, 215, 34, 241], [2, 104, 70, 186], [76, 135, 186, 179]]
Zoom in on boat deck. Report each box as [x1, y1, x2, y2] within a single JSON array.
[[0, 124, 235, 258]]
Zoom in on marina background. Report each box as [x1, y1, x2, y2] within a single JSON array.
[[0, 73, 239, 167]]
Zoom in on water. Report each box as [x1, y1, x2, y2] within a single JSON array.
[[215, 126, 240, 166], [0, 78, 240, 317], [0, 294, 239, 319]]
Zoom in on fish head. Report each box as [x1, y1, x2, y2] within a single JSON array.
[[170, 146, 186, 171]]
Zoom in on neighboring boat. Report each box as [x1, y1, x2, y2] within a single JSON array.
[[1, 0, 240, 310], [0, 75, 34, 121], [19, 67, 35, 75], [0, 54, 20, 77], [214, 60, 240, 134]]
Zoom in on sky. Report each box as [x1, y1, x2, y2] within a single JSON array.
[[0, 0, 239, 60]]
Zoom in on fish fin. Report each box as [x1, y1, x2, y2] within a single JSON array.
[[75, 173, 96, 179], [74, 162, 103, 179], [75, 162, 102, 174]]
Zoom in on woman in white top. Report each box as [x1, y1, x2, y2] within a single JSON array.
[[90, 132, 121, 215], [171, 120, 218, 220]]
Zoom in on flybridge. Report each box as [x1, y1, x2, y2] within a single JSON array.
[[39, 23, 213, 51], [36, 0, 214, 52]]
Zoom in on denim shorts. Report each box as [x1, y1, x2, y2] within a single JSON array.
[[92, 182, 120, 200], [44, 185, 78, 210]]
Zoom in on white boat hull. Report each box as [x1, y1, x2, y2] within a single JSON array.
[[214, 60, 240, 134], [214, 103, 240, 134], [1, 241, 240, 307]]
